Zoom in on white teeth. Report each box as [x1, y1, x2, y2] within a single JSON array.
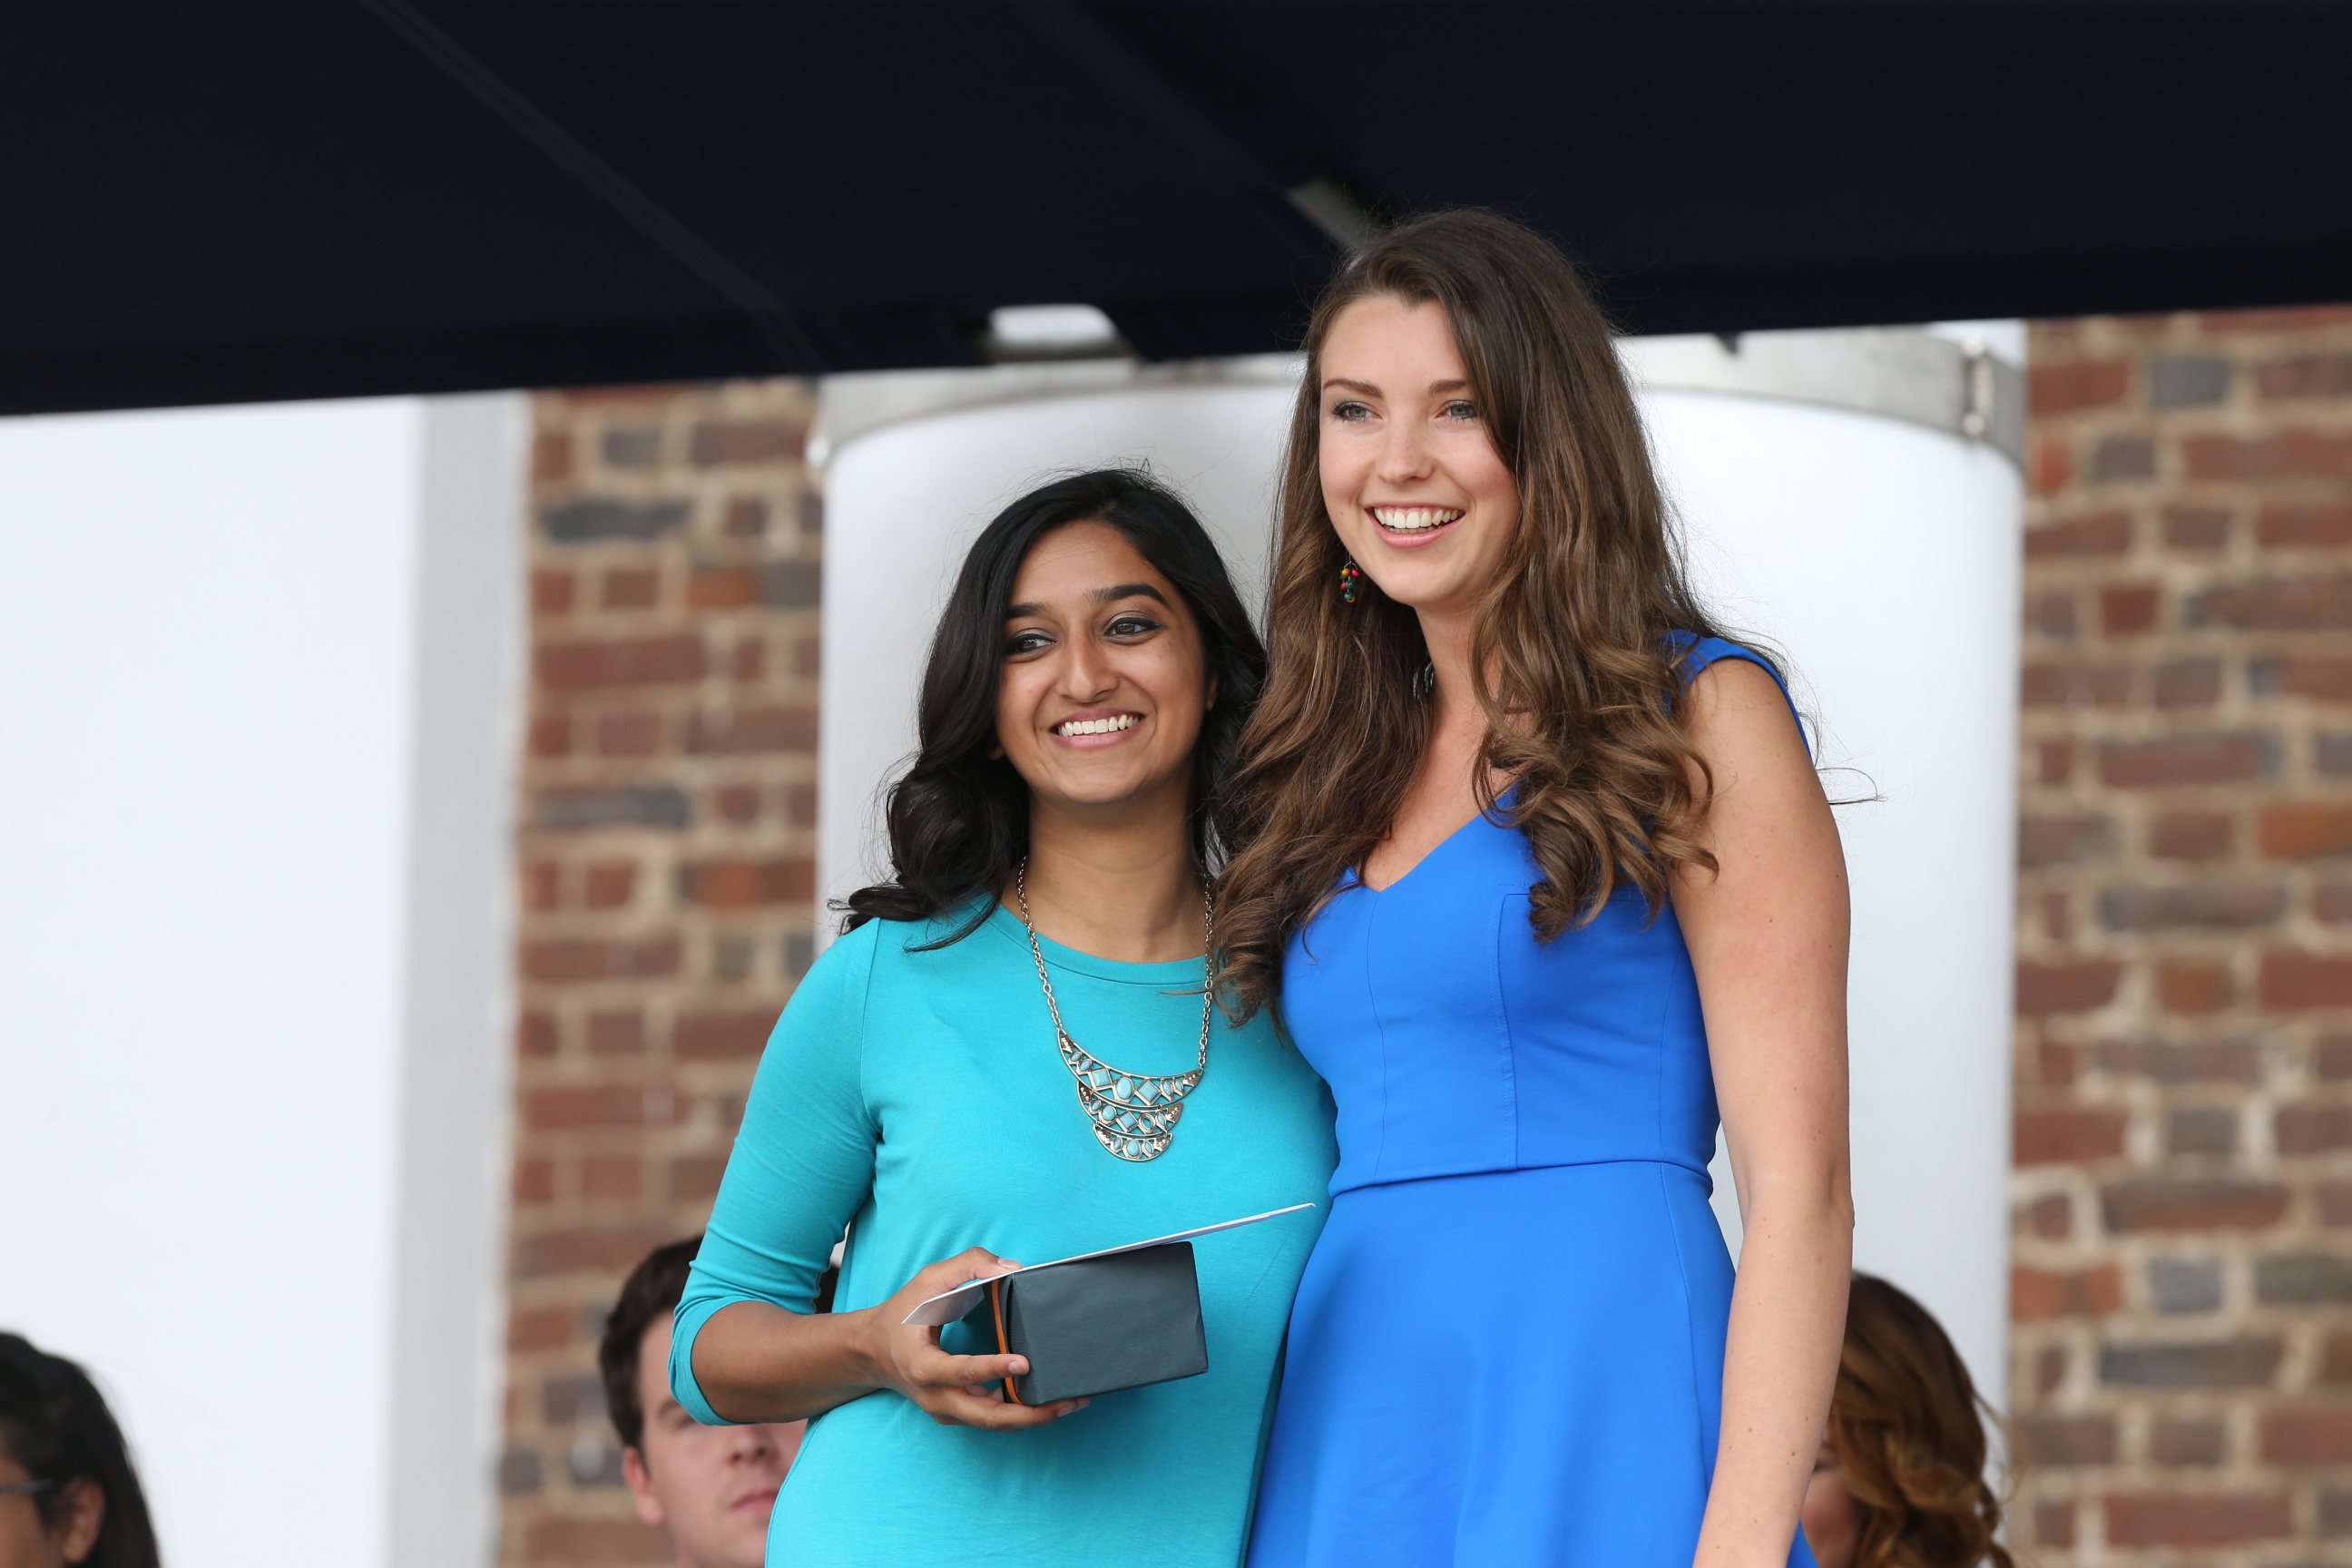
[[1056, 714, 1138, 737], [1371, 506, 1464, 533]]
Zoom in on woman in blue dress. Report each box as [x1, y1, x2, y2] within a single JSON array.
[[1220, 211, 1853, 1566], [672, 469, 1336, 1566]]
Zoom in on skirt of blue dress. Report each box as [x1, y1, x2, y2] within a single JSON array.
[[1247, 1161, 1819, 1568]]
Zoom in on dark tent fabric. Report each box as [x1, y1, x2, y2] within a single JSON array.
[[5, 1, 2349, 414]]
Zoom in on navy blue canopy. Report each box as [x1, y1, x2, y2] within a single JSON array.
[[6, 1, 2349, 414]]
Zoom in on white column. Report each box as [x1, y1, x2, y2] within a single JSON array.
[[812, 329, 2024, 1401], [0, 394, 526, 1568]]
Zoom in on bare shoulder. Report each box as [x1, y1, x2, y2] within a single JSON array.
[[1683, 657, 1807, 769]]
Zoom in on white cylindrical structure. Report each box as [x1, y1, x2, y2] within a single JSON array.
[[814, 329, 2021, 1396], [0, 395, 526, 1568]]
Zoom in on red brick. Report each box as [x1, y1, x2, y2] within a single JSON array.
[[2155, 658, 2221, 708], [523, 1084, 681, 1132], [795, 634, 823, 677], [2102, 1178, 2288, 1231], [2263, 803, 2352, 858], [2200, 305, 2352, 333], [2019, 813, 2115, 867], [2016, 1414, 2117, 1462], [2323, 1328, 2352, 1376], [2182, 431, 2352, 481], [583, 1154, 642, 1200], [691, 420, 804, 466], [2034, 1500, 2075, 1548], [517, 1012, 558, 1057], [600, 567, 660, 609], [688, 567, 762, 609], [2159, 959, 2232, 1014], [2025, 1193, 2071, 1238], [2152, 1416, 2227, 1465], [2278, 1102, 2352, 1153], [2099, 733, 2269, 788], [583, 861, 638, 909], [2040, 890, 2073, 941], [723, 496, 768, 536], [2099, 1039, 2262, 1083], [2151, 811, 2231, 861], [2256, 352, 2352, 402], [684, 705, 818, 754], [521, 936, 681, 982], [595, 712, 662, 758], [523, 860, 561, 912], [2032, 360, 2131, 415], [671, 1155, 729, 1200], [2164, 505, 2230, 550], [2104, 1492, 2290, 1546], [2263, 952, 2352, 1008], [2024, 509, 2132, 557], [507, 1305, 573, 1351], [2259, 654, 2352, 701], [676, 1010, 780, 1061], [730, 637, 765, 680], [526, 713, 572, 758], [2101, 583, 2161, 634], [679, 858, 814, 908], [2036, 1041, 2078, 1087], [532, 432, 573, 483], [513, 1156, 555, 1204], [523, 1517, 672, 1563], [2034, 740, 2074, 785], [2016, 1109, 2128, 1166], [2017, 959, 2124, 1015], [2026, 590, 2077, 639], [2034, 1345, 2067, 1395], [2318, 885, 2352, 924], [2198, 575, 2352, 630], [537, 634, 707, 690], [2321, 1035, 2352, 1079], [715, 784, 760, 825], [2014, 1264, 2122, 1321], [2022, 662, 2130, 709], [2028, 433, 2073, 495], [532, 568, 575, 615], [585, 1009, 646, 1055], [2257, 503, 2352, 547], [2262, 1407, 2352, 1464]]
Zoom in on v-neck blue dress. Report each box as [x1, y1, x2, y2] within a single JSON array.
[[1244, 637, 1818, 1568]]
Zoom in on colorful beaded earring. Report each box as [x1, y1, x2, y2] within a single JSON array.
[[1338, 559, 1364, 603]]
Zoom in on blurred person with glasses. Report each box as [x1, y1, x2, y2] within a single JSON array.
[[0, 1333, 160, 1568]]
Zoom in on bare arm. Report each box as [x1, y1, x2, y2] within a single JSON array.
[[691, 1248, 1088, 1431], [1671, 659, 1854, 1568]]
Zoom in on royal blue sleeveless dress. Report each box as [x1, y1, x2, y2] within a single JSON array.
[[1246, 638, 1818, 1568]]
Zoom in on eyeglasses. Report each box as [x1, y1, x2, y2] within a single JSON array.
[[0, 1478, 59, 1498]]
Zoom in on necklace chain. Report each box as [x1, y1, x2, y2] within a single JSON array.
[[1015, 858, 1214, 1162]]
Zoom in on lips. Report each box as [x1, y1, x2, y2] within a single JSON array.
[[1368, 505, 1464, 535]]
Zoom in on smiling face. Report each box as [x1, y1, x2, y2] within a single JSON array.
[[1318, 294, 1522, 629], [995, 520, 1210, 827]]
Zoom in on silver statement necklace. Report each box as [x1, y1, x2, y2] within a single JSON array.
[[1014, 858, 1214, 1162]]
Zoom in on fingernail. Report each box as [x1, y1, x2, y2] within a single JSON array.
[[1010, 1358, 1029, 1374]]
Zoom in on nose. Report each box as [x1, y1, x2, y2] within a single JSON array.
[[1374, 411, 1435, 487], [1055, 633, 1118, 703], [729, 1422, 779, 1464]]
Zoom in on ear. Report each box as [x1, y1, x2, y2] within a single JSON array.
[[622, 1445, 666, 1528], [54, 1478, 103, 1565], [1205, 669, 1220, 711]]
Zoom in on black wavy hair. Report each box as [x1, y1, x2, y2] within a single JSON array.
[[840, 467, 1265, 945], [0, 1333, 162, 1568]]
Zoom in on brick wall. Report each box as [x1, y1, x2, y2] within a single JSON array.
[[502, 378, 820, 1566], [2014, 307, 2352, 1563]]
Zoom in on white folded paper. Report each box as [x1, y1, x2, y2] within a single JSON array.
[[900, 1202, 1318, 1327]]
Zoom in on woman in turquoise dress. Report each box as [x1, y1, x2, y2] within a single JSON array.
[[1220, 212, 1853, 1565], [673, 468, 1337, 1566]]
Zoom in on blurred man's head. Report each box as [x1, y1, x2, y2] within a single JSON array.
[[599, 1240, 800, 1568]]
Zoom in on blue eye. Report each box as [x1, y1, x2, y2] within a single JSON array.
[[1440, 400, 1479, 421], [1329, 400, 1372, 422]]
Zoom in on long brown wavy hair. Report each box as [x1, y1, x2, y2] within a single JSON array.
[[1830, 1274, 2014, 1568], [1217, 209, 1760, 1014]]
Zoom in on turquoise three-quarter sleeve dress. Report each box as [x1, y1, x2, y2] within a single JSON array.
[[1246, 638, 1820, 1567], [673, 900, 1338, 1568]]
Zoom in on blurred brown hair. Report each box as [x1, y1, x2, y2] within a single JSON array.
[[1831, 1274, 2014, 1568], [1216, 209, 1757, 1014]]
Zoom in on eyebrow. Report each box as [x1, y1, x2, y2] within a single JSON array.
[[1004, 582, 1170, 620], [1319, 377, 1471, 397]]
